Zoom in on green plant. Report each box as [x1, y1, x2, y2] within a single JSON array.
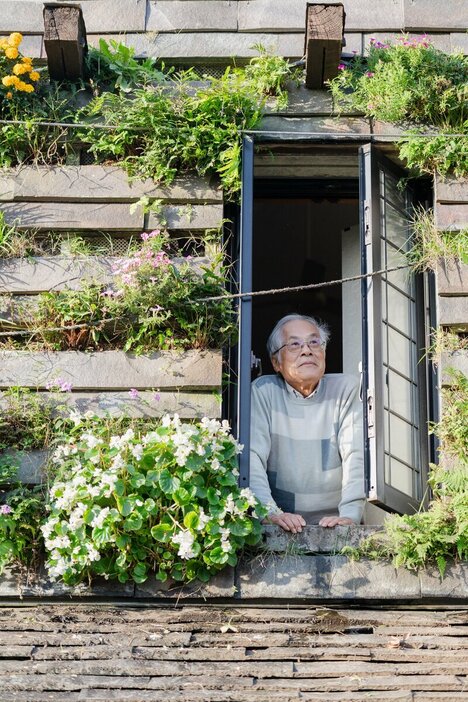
[[329, 36, 468, 177], [42, 413, 266, 585], [433, 370, 468, 467], [0, 386, 55, 451], [0, 483, 46, 575], [343, 465, 468, 577], [86, 38, 167, 93], [407, 208, 468, 270]]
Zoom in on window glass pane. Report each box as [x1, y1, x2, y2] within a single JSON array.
[[386, 324, 413, 378], [383, 240, 414, 293], [382, 169, 406, 212], [387, 369, 415, 423], [386, 285, 412, 330], [389, 412, 414, 465], [382, 202, 410, 251], [388, 456, 414, 495]]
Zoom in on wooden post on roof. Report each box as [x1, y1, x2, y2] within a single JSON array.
[[305, 3, 345, 89], [43, 3, 88, 81]]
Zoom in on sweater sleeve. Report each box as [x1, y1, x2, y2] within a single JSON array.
[[249, 381, 282, 515], [337, 378, 366, 523]]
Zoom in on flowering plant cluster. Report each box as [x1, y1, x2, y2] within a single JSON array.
[[329, 36, 468, 176], [25, 230, 235, 353], [0, 33, 39, 100], [0, 481, 45, 576], [42, 413, 266, 585]]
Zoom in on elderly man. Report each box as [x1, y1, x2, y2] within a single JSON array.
[[250, 313, 365, 533]]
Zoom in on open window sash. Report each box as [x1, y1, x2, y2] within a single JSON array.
[[360, 144, 428, 513]]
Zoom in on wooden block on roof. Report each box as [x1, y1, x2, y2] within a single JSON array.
[[305, 3, 346, 89], [43, 3, 88, 81]]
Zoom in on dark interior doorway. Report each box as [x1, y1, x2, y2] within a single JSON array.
[[251, 179, 360, 377]]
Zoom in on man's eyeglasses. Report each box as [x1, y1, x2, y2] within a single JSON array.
[[273, 338, 325, 355]]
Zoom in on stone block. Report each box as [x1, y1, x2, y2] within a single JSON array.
[[0, 2, 43, 33], [0, 166, 222, 203], [451, 33, 468, 54], [147, 1, 238, 32], [127, 32, 305, 60], [1, 449, 49, 484], [264, 87, 334, 116], [419, 562, 468, 598], [438, 297, 468, 328], [404, 0, 467, 30], [435, 203, 468, 232], [80, 0, 147, 33], [0, 254, 214, 293], [363, 32, 452, 53], [238, 553, 422, 600], [0, 569, 22, 597], [435, 175, 468, 204], [16, 566, 135, 598], [0, 349, 223, 391], [0, 202, 143, 232], [343, 32, 363, 55], [436, 260, 468, 295], [440, 350, 468, 384], [262, 525, 381, 553], [147, 203, 223, 231], [258, 115, 371, 136], [135, 567, 235, 598]]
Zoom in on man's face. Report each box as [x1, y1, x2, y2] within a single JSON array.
[[271, 320, 326, 395]]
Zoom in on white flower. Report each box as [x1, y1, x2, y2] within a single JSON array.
[[48, 535, 71, 550], [210, 458, 221, 471], [197, 508, 210, 531], [111, 454, 125, 471], [172, 529, 196, 559], [81, 433, 103, 450], [239, 488, 257, 508], [131, 443, 143, 460], [90, 507, 110, 528]]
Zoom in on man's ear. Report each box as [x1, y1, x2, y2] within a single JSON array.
[[271, 354, 280, 373]]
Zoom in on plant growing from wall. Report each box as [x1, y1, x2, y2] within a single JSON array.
[[42, 413, 266, 585], [0, 480, 46, 576], [329, 36, 468, 177]]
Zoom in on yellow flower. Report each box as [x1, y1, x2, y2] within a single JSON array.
[[23, 83, 34, 93], [29, 71, 40, 82], [5, 91, 12, 99], [0, 39, 7, 51], [2, 75, 14, 87], [5, 47, 19, 59], [22, 56, 33, 64], [8, 33, 23, 47], [13, 63, 28, 75]]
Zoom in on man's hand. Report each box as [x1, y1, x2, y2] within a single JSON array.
[[319, 516, 355, 528], [264, 512, 306, 533]]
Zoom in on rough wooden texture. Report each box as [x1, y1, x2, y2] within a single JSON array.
[[0, 255, 213, 293], [305, 4, 345, 89], [0, 605, 466, 699], [434, 203, 468, 232], [43, 4, 87, 81], [0, 167, 222, 203], [0, 349, 222, 390]]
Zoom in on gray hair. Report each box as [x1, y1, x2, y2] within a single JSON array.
[[267, 314, 330, 358]]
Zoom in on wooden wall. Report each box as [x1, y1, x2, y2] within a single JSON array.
[[1, 0, 467, 62]]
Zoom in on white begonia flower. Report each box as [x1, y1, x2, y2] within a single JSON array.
[[81, 433, 103, 449], [90, 507, 110, 528], [41, 518, 59, 539], [131, 443, 143, 460], [161, 415, 172, 428], [172, 529, 196, 559], [111, 454, 125, 471], [239, 487, 257, 508], [197, 508, 210, 531], [48, 535, 71, 550], [210, 458, 221, 471], [69, 410, 83, 426], [86, 545, 101, 562]]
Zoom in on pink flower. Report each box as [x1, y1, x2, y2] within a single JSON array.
[[58, 380, 73, 392], [128, 388, 139, 399], [0, 505, 12, 515], [337, 63, 346, 71], [365, 71, 375, 78], [153, 393, 161, 402]]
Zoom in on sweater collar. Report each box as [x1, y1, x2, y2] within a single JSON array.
[[284, 378, 322, 400]]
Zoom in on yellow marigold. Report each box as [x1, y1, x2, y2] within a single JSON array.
[[22, 56, 33, 64], [8, 32, 23, 47], [0, 39, 7, 50], [12, 63, 28, 75], [5, 91, 13, 99], [23, 83, 34, 93], [5, 47, 19, 59], [29, 71, 40, 82], [2, 75, 14, 87]]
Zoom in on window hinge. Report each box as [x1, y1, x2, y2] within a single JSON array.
[[367, 388, 375, 438], [251, 352, 262, 376], [364, 201, 371, 244]]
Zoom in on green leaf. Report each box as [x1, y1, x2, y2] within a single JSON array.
[[228, 519, 252, 537], [151, 523, 173, 542], [116, 496, 134, 517], [115, 533, 130, 549], [124, 513, 143, 531], [113, 479, 126, 497], [132, 562, 148, 584], [183, 511, 199, 529], [159, 469, 180, 494], [174, 487, 191, 506]]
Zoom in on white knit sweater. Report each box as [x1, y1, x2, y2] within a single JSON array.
[[249, 373, 366, 523]]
